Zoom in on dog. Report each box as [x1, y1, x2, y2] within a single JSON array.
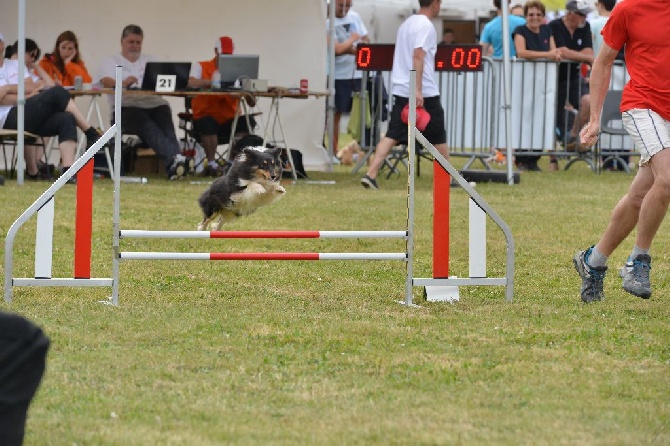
[[197, 146, 286, 231], [336, 140, 364, 166]]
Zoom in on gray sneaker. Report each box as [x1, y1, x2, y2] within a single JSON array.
[[361, 175, 379, 190], [573, 247, 608, 303], [619, 254, 652, 299]]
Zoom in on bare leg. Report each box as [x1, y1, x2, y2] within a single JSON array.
[[59, 140, 76, 168], [365, 136, 398, 179], [595, 164, 654, 256], [24, 145, 39, 175], [634, 148, 670, 249], [64, 99, 93, 131], [199, 134, 218, 163], [571, 94, 590, 139], [333, 111, 341, 153]]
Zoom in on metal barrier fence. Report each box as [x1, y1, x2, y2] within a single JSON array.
[[356, 59, 632, 171]]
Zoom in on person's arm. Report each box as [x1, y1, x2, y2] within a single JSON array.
[[558, 46, 594, 64], [412, 47, 426, 107], [29, 62, 55, 88], [65, 60, 93, 84], [97, 57, 137, 88], [579, 43, 618, 147]]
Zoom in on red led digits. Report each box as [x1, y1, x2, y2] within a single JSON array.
[[355, 44, 483, 72]]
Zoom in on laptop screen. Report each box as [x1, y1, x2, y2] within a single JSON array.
[[218, 55, 259, 86], [141, 62, 191, 91]]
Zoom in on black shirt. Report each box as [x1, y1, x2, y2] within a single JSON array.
[[549, 18, 592, 82], [513, 24, 553, 52]]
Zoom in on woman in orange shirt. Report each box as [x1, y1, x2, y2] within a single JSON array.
[[38, 30, 92, 87]]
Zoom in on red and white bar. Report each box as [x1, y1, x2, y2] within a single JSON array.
[[120, 252, 407, 261], [119, 230, 407, 239]]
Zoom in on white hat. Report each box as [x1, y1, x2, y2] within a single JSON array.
[[0, 33, 4, 42], [566, 0, 592, 15]]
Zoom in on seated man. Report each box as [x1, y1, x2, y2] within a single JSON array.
[[188, 36, 256, 177], [96, 24, 191, 180]]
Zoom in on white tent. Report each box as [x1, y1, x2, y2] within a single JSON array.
[[3, 0, 330, 178]]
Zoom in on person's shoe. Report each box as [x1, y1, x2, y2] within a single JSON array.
[[168, 154, 188, 180], [573, 247, 608, 303], [361, 175, 379, 190], [619, 254, 652, 299], [37, 161, 55, 180], [85, 127, 103, 149]]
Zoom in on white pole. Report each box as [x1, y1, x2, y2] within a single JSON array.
[[16, 0, 26, 185], [326, 0, 336, 172], [500, 0, 515, 185]]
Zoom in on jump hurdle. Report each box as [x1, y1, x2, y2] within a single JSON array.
[[4, 70, 514, 306]]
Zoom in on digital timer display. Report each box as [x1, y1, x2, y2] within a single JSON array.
[[356, 44, 483, 72]]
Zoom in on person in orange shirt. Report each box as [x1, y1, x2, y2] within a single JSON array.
[[187, 36, 257, 177], [38, 30, 92, 87]]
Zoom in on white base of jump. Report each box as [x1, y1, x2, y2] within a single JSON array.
[[425, 284, 460, 303], [12, 278, 114, 286]]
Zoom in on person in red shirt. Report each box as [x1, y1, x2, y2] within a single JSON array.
[[188, 36, 257, 177], [39, 30, 92, 87], [574, 0, 670, 302]]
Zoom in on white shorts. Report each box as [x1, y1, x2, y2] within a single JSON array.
[[622, 109, 670, 166]]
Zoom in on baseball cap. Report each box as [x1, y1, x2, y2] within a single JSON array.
[[565, 0, 592, 15], [401, 104, 431, 132], [215, 36, 234, 54]]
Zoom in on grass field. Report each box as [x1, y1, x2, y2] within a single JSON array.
[[1, 154, 669, 445]]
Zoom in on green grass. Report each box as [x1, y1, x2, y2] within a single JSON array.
[[1, 155, 669, 445]]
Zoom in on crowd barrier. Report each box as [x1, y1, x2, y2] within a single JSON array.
[[356, 59, 634, 172]]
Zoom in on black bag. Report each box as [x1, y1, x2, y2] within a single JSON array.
[[231, 134, 308, 179]]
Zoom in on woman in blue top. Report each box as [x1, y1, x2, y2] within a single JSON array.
[[512, 0, 562, 171]]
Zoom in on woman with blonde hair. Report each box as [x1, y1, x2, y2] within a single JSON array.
[[39, 30, 92, 86]]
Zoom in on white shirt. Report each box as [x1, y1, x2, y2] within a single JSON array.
[[327, 9, 368, 80], [0, 59, 31, 128], [590, 15, 609, 57], [96, 53, 168, 110], [391, 14, 439, 98]]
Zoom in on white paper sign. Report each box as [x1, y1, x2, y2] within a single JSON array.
[[155, 74, 177, 92]]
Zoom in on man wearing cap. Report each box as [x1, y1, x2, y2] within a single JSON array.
[[96, 24, 192, 181], [575, 0, 670, 302], [549, 0, 594, 155], [327, 0, 370, 156], [361, 0, 448, 190], [187, 36, 256, 177]]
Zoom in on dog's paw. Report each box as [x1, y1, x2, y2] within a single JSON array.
[[275, 185, 286, 194], [247, 182, 265, 195]]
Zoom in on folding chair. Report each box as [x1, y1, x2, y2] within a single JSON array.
[[0, 130, 47, 179], [596, 90, 632, 173]]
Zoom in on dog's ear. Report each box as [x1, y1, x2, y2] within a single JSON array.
[[266, 147, 282, 160]]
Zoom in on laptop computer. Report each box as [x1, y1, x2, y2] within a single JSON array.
[[218, 54, 259, 87], [141, 62, 191, 91]]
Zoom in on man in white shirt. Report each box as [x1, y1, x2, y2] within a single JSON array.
[[96, 24, 191, 180], [327, 0, 369, 153], [361, 0, 447, 190]]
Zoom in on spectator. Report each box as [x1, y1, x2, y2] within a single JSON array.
[[326, 0, 369, 156], [0, 35, 102, 182], [575, 0, 670, 302], [439, 28, 456, 45], [187, 36, 257, 177], [38, 30, 92, 87], [6, 38, 55, 179], [5, 39, 54, 90], [550, 0, 594, 161], [590, 0, 617, 57], [513, 0, 562, 171], [510, 4, 525, 17], [361, 0, 448, 190], [0, 312, 50, 446], [96, 24, 191, 180], [480, 0, 527, 58]]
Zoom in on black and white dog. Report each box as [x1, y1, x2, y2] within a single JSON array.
[[197, 146, 286, 231]]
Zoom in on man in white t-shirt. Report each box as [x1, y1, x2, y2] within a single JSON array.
[[361, 0, 447, 190], [327, 0, 369, 153], [590, 0, 617, 57], [96, 24, 191, 180]]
